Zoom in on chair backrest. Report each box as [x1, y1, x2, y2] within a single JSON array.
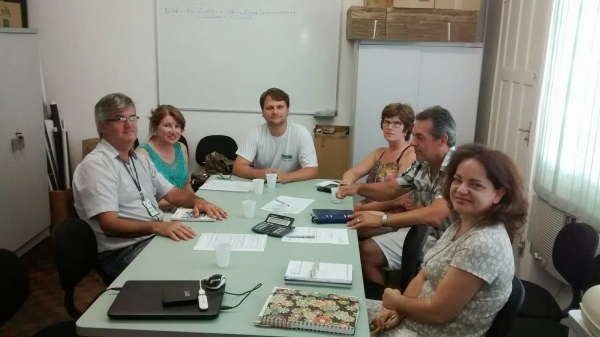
[[179, 134, 189, 154], [195, 135, 238, 166], [553, 223, 599, 292], [0, 249, 29, 327], [584, 254, 600, 292], [52, 218, 98, 319], [400, 225, 430, 292], [487, 276, 525, 337]]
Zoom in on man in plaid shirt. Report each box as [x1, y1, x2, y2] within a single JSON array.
[[337, 106, 458, 285]]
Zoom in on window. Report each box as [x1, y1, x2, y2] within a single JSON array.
[[534, 0, 600, 230]]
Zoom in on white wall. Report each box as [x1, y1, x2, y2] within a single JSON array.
[[28, 0, 362, 173]]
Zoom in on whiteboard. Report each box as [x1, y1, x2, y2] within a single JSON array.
[[156, 0, 341, 114]]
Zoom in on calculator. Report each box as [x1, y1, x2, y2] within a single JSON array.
[[251, 214, 295, 237]]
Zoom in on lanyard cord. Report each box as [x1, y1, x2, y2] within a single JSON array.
[[120, 156, 144, 200]]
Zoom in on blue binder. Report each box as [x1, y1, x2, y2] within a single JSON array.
[[311, 209, 354, 224]]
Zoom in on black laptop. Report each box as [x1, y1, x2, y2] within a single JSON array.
[[107, 280, 224, 320]]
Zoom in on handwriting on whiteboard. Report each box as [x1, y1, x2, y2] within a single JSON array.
[[164, 7, 298, 20]]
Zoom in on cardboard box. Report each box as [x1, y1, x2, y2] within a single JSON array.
[[435, 0, 481, 11], [313, 125, 350, 180], [49, 188, 74, 227], [386, 8, 478, 42], [82, 138, 101, 158], [0, 1, 21, 28], [393, 0, 434, 9], [346, 6, 386, 40], [365, 0, 393, 8]]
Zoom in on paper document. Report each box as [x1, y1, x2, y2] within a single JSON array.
[[193, 233, 267, 251], [199, 180, 254, 192], [285, 261, 352, 285], [282, 227, 349, 244], [261, 196, 314, 214]]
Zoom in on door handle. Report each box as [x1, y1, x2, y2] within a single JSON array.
[[518, 121, 531, 147]]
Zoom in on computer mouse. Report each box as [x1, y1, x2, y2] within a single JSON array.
[[204, 274, 226, 290]]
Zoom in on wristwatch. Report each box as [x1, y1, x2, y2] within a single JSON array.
[[381, 214, 388, 227]]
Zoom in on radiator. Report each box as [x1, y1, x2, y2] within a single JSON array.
[[528, 195, 577, 284]]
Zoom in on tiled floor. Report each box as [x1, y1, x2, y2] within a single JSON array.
[[0, 238, 105, 337]]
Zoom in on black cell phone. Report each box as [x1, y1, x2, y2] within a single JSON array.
[[316, 183, 339, 193]]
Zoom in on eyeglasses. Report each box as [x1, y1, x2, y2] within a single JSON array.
[[107, 116, 140, 123], [382, 120, 403, 129], [217, 173, 232, 180]]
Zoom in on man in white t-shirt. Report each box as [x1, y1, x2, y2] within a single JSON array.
[[233, 88, 318, 183]]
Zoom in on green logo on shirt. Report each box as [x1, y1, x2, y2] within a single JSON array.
[[281, 154, 293, 161]]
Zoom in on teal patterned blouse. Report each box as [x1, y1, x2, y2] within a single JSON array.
[[137, 142, 187, 188]]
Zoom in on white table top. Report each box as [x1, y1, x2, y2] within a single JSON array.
[[76, 177, 370, 336], [567, 310, 594, 337]]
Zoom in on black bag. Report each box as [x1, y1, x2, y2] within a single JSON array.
[[191, 151, 233, 190]]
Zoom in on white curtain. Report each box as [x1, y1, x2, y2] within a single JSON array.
[[534, 0, 600, 230]]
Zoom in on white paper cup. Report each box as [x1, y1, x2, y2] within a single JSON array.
[[242, 200, 256, 219], [266, 173, 277, 188], [215, 242, 232, 268], [253, 179, 264, 194], [272, 204, 286, 215], [331, 187, 342, 204]]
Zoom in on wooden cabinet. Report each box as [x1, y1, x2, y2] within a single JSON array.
[[0, 28, 50, 254]]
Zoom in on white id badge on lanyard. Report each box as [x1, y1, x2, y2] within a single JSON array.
[[142, 199, 160, 217]]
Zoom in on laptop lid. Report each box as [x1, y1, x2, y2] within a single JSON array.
[[107, 280, 224, 320]]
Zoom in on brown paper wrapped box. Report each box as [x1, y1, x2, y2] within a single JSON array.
[[364, 0, 392, 8], [386, 8, 478, 42], [393, 0, 434, 9], [313, 125, 350, 180], [347, 6, 386, 40]]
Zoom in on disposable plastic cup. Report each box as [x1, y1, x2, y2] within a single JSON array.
[[266, 173, 277, 188], [215, 243, 232, 268], [253, 179, 264, 194], [242, 200, 256, 219]]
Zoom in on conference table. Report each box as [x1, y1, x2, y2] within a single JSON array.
[[76, 177, 370, 336]]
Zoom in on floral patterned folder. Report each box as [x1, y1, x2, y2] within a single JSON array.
[[254, 287, 360, 335]]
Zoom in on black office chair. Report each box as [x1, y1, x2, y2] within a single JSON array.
[[518, 223, 598, 321], [398, 225, 430, 292], [364, 225, 430, 300], [0, 248, 77, 336], [486, 276, 525, 337], [195, 135, 238, 167], [52, 218, 110, 318], [584, 254, 600, 292]]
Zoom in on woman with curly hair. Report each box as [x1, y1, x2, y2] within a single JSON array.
[[367, 143, 528, 337]]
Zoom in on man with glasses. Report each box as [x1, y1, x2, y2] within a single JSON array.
[[233, 88, 318, 183], [73, 93, 228, 280]]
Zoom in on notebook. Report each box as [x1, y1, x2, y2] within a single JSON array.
[[284, 260, 353, 287], [311, 209, 354, 224], [171, 208, 216, 222], [107, 280, 224, 320], [255, 287, 360, 335]]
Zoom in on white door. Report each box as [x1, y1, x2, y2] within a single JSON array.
[[487, 0, 553, 272]]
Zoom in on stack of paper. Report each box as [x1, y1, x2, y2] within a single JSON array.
[[193, 233, 267, 251], [282, 227, 349, 245], [284, 260, 353, 287], [261, 196, 314, 214], [199, 180, 254, 192]]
